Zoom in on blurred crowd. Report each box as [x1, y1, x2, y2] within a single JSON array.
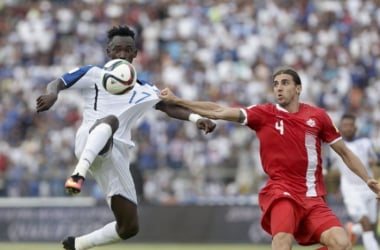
[[0, 0, 380, 204]]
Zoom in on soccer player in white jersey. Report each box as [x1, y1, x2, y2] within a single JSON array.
[[329, 114, 379, 250], [36, 26, 216, 250]]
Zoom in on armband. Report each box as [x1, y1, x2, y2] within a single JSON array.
[[189, 113, 202, 123]]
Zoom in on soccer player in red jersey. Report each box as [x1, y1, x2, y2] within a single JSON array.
[[159, 67, 380, 250]]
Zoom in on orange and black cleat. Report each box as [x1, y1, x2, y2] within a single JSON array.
[[64, 174, 85, 195]]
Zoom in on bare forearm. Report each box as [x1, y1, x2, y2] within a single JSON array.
[[159, 88, 242, 122], [155, 101, 194, 120], [36, 79, 67, 113], [342, 152, 370, 183], [172, 97, 241, 122], [174, 99, 219, 118], [46, 78, 66, 95]]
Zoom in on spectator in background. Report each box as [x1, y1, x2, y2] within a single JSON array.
[[0, 0, 380, 204], [159, 67, 380, 249], [329, 114, 379, 250], [0, 152, 9, 196]]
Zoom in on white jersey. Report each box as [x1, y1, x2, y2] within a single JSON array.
[[61, 65, 160, 146], [330, 137, 378, 223], [61, 64, 162, 204], [330, 137, 377, 191]]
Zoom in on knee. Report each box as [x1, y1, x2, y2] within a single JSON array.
[[117, 220, 139, 240], [326, 239, 351, 250], [94, 115, 119, 132], [272, 232, 293, 250], [321, 229, 352, 250], [104, 115, 119, 132]]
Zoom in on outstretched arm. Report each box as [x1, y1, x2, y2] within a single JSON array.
[[155, 100, 194, 120], [331, 140, 380, 198], [36, 78, 67, 112], [159, 87, 244, 123], [155, 100, 216, 134]]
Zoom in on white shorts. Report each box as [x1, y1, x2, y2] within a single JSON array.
[[341, 184, 377, 223], [75, 125, 137, 206]]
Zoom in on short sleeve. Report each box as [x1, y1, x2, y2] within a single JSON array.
[[320, 110, 341, 144]]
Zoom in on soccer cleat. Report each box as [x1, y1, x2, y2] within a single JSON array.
[[62, 236, 76, 250], [345, 222, 358, 245], [64, 174, 85, 195]]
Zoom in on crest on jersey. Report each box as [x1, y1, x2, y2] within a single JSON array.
[[306, 118, 316, 127]]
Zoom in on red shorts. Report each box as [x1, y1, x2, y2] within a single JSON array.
[[259, 187, 342, 246]]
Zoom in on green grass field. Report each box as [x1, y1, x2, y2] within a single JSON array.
[[0, 243, 366, 250]]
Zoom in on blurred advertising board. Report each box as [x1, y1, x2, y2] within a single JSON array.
[[0, 199, 348, 243]]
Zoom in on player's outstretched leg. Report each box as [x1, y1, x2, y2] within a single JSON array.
[[65, 118, 116, 195], [63, 221, 122, 250]]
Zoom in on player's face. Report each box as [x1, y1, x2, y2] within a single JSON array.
[[107, 36, 137, 62], [340, 118, 356, 140], [273, 73, 301, 109]]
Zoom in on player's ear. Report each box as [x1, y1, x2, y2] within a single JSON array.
[[296, 84, 302, 95]]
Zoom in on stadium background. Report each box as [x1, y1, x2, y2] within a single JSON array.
[[0, 0, 379, 247]]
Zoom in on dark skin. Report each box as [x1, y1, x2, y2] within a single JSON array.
[[36, 35, 216, 240]]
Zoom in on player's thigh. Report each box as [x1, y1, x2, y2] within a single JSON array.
[[111, 195, 138, 227], [296, 198, 342, 245], [270, 198, 302, 235], [90, 143, 137, 205], [91, 115, 119, 132]]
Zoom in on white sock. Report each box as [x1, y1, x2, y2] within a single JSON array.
[[72, 123, 112, 178], [362, 231, 379, 250], [75, 221, 121, 250], [352, 223, 363, 235]]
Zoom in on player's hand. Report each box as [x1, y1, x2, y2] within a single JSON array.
[[36, 93, 58, 113], [366, 178, 380, 199], [196, 118, 216, 134], [159, 88, 177, 102]]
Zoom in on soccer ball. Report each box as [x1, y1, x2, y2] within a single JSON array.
[[101, 59, 137, 95]]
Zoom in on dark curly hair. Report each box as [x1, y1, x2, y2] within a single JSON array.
[[107, 26, 135, 44]]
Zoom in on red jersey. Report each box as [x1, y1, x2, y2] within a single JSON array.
[[243, 103, 341, 197]]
